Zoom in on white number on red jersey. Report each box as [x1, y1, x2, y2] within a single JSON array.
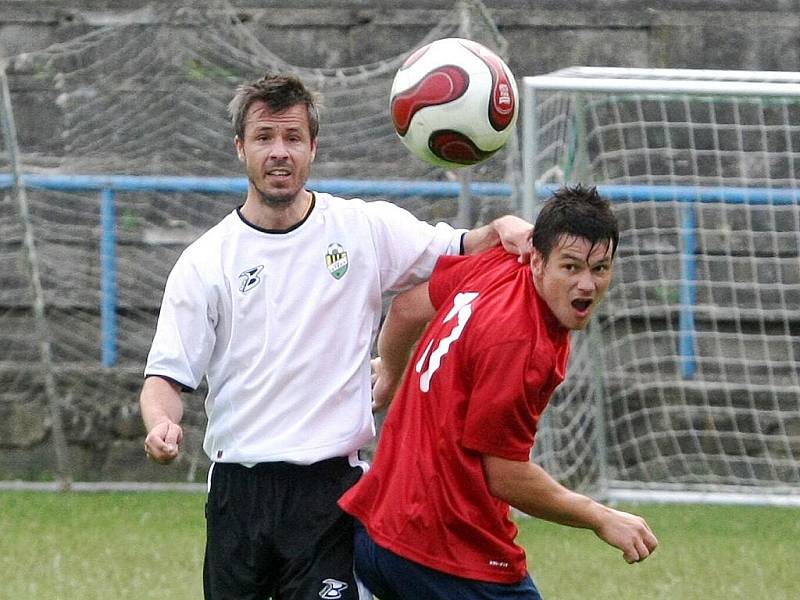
[[415, 292, 479, 392]]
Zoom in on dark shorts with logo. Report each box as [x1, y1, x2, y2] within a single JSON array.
[[204, 458, 370, 600], [353, 523, 543, 600]]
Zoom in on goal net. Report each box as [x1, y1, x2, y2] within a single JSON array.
[[523, 67, 800, 505], [0, 0, 515, 485]]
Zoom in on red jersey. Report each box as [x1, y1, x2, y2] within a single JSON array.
[[339, 247, 571, 583]]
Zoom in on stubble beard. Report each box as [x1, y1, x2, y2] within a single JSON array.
[[251, 178, 297, 208]]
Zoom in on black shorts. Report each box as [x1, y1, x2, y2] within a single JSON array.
[[203, 457, 370, 600]]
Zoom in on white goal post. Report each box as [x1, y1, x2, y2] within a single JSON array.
[[521, 67, 800, 506]]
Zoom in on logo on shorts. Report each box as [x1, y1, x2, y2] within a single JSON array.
[[325, 243, 349, 280], [318, 578, 349, 599]]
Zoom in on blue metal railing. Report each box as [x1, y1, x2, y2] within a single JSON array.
[[99, 188, 117, 366], [0, 174, 514, 197], [1, 174, 797, 375], [0, 174, 513, 367]]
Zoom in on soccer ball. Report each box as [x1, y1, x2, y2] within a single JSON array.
[[390, 37, 518, 169]]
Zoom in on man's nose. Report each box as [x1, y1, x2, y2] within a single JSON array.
[[577, 269, 595, 291], [269, 137, 289, 158]]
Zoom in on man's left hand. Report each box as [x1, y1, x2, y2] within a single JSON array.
[[495, 215, 533, 263]]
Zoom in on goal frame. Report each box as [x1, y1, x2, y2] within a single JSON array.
[[521, 66, 800, 220], [521, 66, 800, 507]]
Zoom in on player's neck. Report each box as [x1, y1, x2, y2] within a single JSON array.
[[241, 189, 313, 230]]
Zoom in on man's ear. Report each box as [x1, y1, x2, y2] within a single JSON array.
[[234, 136, 245, 162], [530, 249, 545, 280]]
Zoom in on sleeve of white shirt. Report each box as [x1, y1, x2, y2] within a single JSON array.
[[143, 251, 217, 390], [363, 199, 466, 293]]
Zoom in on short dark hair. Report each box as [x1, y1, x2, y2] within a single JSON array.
[[228, 72, 321, 141], [530, 185, 619, 262]]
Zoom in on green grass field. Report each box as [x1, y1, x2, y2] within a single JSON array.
[[0, 491, 798, 599]]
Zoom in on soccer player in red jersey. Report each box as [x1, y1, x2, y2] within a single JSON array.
[[339, 185, 658, 600]]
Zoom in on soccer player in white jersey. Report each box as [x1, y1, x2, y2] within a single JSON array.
[[139, 72, 532, 600]]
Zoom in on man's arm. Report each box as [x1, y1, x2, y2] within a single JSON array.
[[371, 282, 436, 411], [140, 376, 184, 464], [482, 455, 658, 564], [462, 215, 532, 262]]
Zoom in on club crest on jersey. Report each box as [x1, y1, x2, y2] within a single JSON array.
[[325, 243, 349, 280], [238, 265, 264, 292], [318, 578, 349, 599]]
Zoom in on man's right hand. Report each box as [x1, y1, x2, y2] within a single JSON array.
[[144, 420, 183, 464], [371, 357, 401, 412]]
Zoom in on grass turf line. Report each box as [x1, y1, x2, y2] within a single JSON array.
[[1, 492, 798, 599]]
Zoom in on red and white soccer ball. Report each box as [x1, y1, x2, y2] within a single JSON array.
[[390, 37, 518, 169]]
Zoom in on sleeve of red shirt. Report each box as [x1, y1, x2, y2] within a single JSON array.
[[460, 339, 549, 462], [428, 254, 478, 310], [429, 247, 506, 310]]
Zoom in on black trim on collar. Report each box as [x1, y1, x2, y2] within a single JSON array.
[[236, 193, 316, 234]]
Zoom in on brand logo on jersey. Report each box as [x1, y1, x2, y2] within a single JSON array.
[[318, 578, 349, 599], [325, 243, 349, 280], [489, 559, 511, 568], [238, 265, 264, 292]]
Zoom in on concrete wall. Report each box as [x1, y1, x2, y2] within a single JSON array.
[[1, 1, 800, 75], [1, 0, 798, 484]]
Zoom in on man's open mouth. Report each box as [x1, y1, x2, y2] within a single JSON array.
[[572, 298, 592, 311]]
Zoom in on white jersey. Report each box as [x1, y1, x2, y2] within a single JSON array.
[[145, 192, 464, 465]]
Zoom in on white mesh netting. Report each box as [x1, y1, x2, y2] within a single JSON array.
[[0, 0, 515, 483], [525, 68, 800, 502]]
